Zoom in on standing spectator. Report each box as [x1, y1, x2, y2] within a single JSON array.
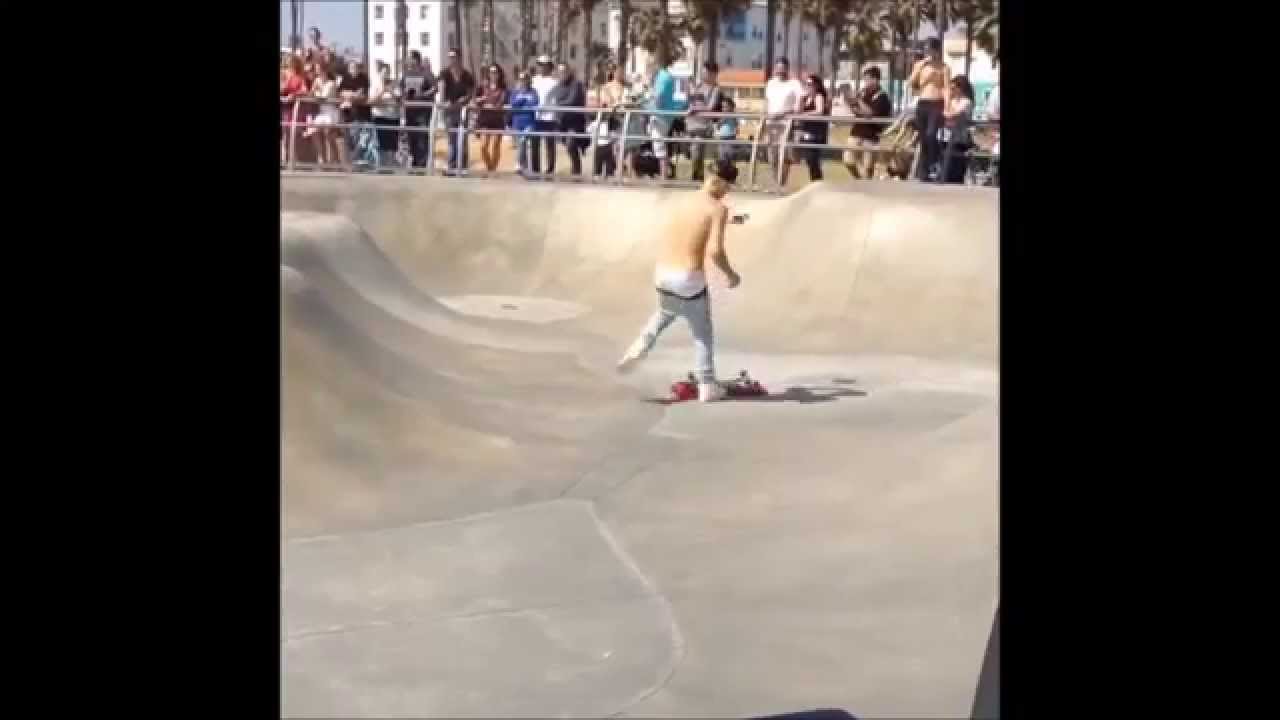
[[940, 75, 975, 184], [309, 64, 346, 167], [340, 60, 370, 153], [598, 63, 626, 113], [909, 37, 950, 182], [842, 66, 892, 179], [765, 57, 804, 187], [369, 62, 401, 167], [281, 55, 309, 164], [439, 48, 477, 175], [474, 64, 508, 173], [549, 62, 587, 175], [587, 112, 617, 178], [530, 55, 559, 175], [401, 51, 437, 168], [508, 71, 540, 174], [686, 61, 724, 182], [647, 59, 679, 180], [795, 73, 830, 183]]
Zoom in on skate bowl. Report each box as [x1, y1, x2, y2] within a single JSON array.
[[281, 175, 999, 718]]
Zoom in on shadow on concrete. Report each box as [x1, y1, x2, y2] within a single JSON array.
[[970, 606, 1000, 719], [751, 709, 857, 720], [738, 386, 868, 404], [644, 386, 867, 406]]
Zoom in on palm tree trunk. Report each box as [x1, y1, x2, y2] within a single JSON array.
[[783, 10, 791, 60], [488, 0, 497, 64], [964, 21, 973, 75], [481, 0, 493, 64], [454, 1, 464, 56], [765, 0, 776, 70], [798, 19, 805, 71], [583, 2, 594, 83], [708, 7, 720, 64], [658, 0, 669, 66], [831, 26, 840, 82], [464, 1, 476, 71], [818, 25, 825, 76], [618, 1, 631, 76]]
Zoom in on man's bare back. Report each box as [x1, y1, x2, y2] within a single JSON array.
[[911, 58, 949, 101], [655, 191, 739, 287], [616, 160, 743, 400]]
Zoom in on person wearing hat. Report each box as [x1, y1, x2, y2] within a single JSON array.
[[529, 55, 560, 175], [440, 47, 477, 174]]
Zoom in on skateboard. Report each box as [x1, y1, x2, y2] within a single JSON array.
[[660, 370, 767, 404]]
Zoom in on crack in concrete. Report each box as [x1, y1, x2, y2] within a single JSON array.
[[285, 589, 660, 642]]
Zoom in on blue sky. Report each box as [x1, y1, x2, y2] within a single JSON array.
[[280, 1, 365, 52]]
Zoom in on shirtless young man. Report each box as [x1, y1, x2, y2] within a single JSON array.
[[909, 37, 951, 182], [616, 159, 742, 402]]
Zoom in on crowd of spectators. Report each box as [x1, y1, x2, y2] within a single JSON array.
[[280, 34, 995, 187]]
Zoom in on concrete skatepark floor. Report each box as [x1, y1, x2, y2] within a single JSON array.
[[281, 176, 1000, 718]]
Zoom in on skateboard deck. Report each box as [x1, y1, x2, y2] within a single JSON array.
[[649, 370, 767, 405]]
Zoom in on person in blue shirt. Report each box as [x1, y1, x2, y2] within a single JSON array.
[[508, 71, 540, 175], [647, 60, 677, 179]]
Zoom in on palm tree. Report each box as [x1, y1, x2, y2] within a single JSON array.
[[782, 0, 796, 61], [844, 0, 887, 90], [943, 0, 996, 75], [519, 0, 532, 68], [462, 0, 477, 71], [618, 0, 632, 75], [765, 0, 777, 70], [629, 4, 680, 69], [682, 0, 752, 65], [971, 0, 998, 67], [481, 0, 495, 64], [802, 0, 855, 77], [580, 0, 601, 81]]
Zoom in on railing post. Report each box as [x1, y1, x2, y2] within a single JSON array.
[[777, 116, 793, 191], [398, 101, 408, 174], [747, 112, 763, 190], [457, 105, 470, 174], [618, 109, 631, 186], [424, 102, 437, 176], [588, 109, 604, 183], [287, 98, 300, 172]]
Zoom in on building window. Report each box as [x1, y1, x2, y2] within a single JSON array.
[[447, 32, 456, 49], [601, 22, 606, 35], [448, 5, 457, 21], [420, 4, 429, 20], [420, 32, 430, 47], [374, 4, 384, 20], [374, 32, 384, 47], [570, 45, 578, 59]]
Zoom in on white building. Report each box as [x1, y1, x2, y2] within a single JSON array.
[[366, 1, 450, 76]]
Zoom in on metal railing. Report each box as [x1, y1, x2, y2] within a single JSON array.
[[280, 95, 1000, 190]]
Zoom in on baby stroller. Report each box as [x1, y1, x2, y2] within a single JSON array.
[[874, 111, 921, 180], [350, 123, 381, 171], [631, 145, 661, 178]]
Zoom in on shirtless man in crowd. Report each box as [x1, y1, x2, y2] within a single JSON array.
[[909, 37, 951, 182], [616, 159, 743, 402]]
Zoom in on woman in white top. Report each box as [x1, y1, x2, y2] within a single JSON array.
[[940, 75, 975, 184], [368, 64, 401, 166], [309, 64, 346, 167]]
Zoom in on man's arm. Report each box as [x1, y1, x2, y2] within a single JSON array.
[[908, 59, 924, 90], [942, 64, 952, 105], [706, 207, 740, 288]]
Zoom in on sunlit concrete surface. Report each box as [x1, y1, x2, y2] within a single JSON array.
[[281, 176, 999, 718]]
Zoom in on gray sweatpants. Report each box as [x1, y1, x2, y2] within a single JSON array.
[[632, 288, 716, 384]]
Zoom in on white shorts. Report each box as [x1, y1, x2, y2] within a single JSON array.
[[648, 121, 667, 159]]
